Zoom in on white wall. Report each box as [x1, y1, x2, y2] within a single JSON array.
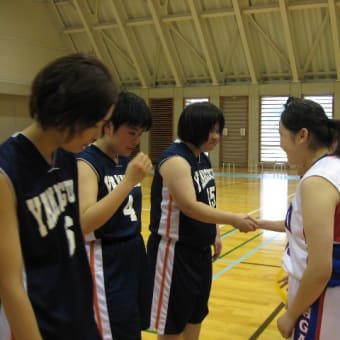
[[132, 81, 340, 168], [0, 94, 31, 142], [1, 81, 338, 162], [0, 0, 72, 95], [0, 2, 339, 165]]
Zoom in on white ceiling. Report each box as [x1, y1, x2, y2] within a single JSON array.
[[1, 0, 340, 92]]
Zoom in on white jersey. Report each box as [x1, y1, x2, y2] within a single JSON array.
[[283, 155, 340, 280], [282, 155, 340, 340]]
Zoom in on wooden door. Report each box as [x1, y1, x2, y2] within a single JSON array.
[[149, 98, 174, 164], [220, 96, 249, 168]]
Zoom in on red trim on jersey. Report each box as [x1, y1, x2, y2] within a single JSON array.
[[334, 204, 340, 242], [315, 291, 325, 339], [154, 238, 172, 330], [155, 195, 173, 330], [165, 195, 173, 238], [89, 242, 103, 337]]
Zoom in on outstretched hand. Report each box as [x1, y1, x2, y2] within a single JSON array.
[[277, 312, 295, 338], [212, 225, 223, 261], [125, 152, 153, 186], [233, 214, 257, 233]]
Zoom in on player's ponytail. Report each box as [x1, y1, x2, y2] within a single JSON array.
[[281, 97, 339, 154], [327, 119, 340, 157]]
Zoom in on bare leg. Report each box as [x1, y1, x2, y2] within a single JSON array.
[[158, 333, 183, 340], [183, 323, 202, 340], [156, 322, 201, 340]]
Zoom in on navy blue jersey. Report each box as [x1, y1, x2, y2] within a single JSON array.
[[149, 141, 216, 247], [0, 133, 100, 340], [77, 144, 142, 240]]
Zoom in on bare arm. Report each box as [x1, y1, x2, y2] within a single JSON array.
[[278, 176, 336, 337], [78, 152, 152, 234], [160, 157, 257, 232], [257, 219, 286, 232], [0, 174, 42, 340], [212, 225, 223, 261]]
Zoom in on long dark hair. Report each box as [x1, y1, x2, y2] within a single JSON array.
[[281, 97, 340, 156]]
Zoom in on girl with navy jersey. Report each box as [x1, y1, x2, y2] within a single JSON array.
[[258, 97, 340, 339], [147, 102, 257, 340], [0, 54, 118, 339], [77, 91, 153, 340]]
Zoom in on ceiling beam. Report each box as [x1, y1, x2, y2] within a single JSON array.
[[93, 22, 118, 30], [150, 38, 162, 85], [50, 0, 77, 51], [168, 23, 206, 67], [249, 17, 289, 66], [101, 32, 135, 68], [328, 0, 340, 80], [126, 17, 154, 26], [243, 3, 280, 14], [107, 0, 150, 87], [222, 29, 239, 75], [243, 0, 329, 14], [62, 0, 340, 31], [231, 0, 257, 84], [303, 12, 329, 75], [187, 0, 219, 85], [278, 0, 299, 82], [72, 0, 106, 58], [56, 0, 340, 86], [72, 0, 121, 87], [162, 13, 192, 23], [201, 8, 234, 18], [289, 0, 328, 10], [146, 0, 184, 86]]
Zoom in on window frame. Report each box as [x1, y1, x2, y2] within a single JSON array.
[[259, 95, 334, 163]]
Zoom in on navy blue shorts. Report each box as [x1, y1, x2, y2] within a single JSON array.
[[147, 233, 212, 335], [87, 234, 152, 340]]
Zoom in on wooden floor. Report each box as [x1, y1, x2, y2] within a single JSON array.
[[140, 168, 299, 340]]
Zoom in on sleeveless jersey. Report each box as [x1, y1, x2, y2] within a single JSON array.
[[0, 133, 100, 340], [283, 155, 340, 283], [283, 155, 340, 340], [149, 141, 216, 247], [77, 144, 142, 241]]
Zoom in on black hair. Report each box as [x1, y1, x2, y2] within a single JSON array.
[[29, 53, 118, 134], [111, 91, 152, 131], [281, 96, 340, 156], [177, 102, 225, 147]]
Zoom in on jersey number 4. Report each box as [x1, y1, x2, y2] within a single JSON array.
[[123, 195, 137, 221]]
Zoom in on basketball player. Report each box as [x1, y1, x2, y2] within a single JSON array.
[[77, 91, 152, 339], [0, 54, 117, 340], [147, 102, 257, 340], [258, 97, 340, 339]]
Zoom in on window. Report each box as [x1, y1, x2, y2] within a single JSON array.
[[184, 97, 209, 107], [303, 95, 333, 118], [260, 96, 288, 163], [260, 95, 334, 163]]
